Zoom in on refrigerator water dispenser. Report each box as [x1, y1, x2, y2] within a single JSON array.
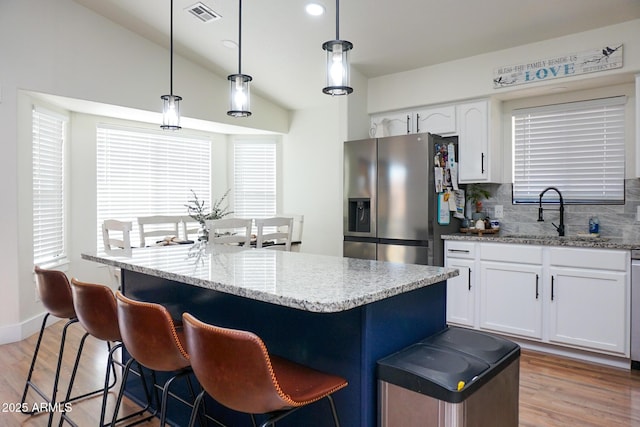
[[348, 198, 371, 233]]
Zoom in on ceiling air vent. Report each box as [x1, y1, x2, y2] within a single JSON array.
[[185, 2, 221, 23]]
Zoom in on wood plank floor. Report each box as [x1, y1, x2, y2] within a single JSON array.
[[2, 320, 640, 426]]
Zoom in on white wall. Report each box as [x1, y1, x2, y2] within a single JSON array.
[[282, 102, 342, 256], [368, 19, 640, 113], [0, 0, 289, 343]]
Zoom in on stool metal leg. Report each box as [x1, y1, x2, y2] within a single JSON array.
[[20, 314, 77, 415]]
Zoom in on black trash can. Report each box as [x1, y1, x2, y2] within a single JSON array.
[[377, 327, 520, 427]]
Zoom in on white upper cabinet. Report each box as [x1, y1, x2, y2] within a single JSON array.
[[370, 99, 501, 183], [370, 105, 456, 137], [456, 99, 502, 183], [414, 105, 456, 135]]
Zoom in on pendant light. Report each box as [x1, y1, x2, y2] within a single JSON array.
[[161, 0, 182, 130], [322, 0, 353, 95], [227, 0, 252, 117]]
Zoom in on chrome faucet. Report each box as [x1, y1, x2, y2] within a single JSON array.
[[538, 187, 565, 236]]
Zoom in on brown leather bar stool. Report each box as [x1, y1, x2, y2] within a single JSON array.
[[20, 266, 105, 426], [113, 291, 201, 427], [58, 279, 154, 427], [182, 312, 348, 427]]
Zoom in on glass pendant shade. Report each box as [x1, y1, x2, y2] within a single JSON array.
[[322, 39, 353, 95], [227, 74, 252, 117], [161, 94, 182, 130]]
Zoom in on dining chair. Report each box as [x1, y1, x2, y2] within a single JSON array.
[[255, 216, 294, 251], [137, 215, 182, 247], [182, 312, 348, 427], [102, 219, 133, 255], [277, 213, 304, 251], [178, 215, 201, 241], [206, 218, 252, 246]]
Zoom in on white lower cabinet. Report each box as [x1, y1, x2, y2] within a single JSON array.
[[444, 241, 630, 357], [548, 267, 627, 353], [446, 257, 475, 327], [445, 241, 476, 327], [480, 261, 543, 339]]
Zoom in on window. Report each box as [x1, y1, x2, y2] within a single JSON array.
[[512, 96, 625, 204], [96, 125, 211, 249], [33, 107, 68, 266], [233, 138, 277, 220]]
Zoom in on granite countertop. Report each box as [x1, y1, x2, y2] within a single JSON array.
[[442, 232, 640, 250], [82, 243, 458, 313]]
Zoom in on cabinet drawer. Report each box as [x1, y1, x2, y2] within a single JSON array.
[[480, 243, 543, 264], [445, 241, 475, 259], [549, 247, 628, 271]]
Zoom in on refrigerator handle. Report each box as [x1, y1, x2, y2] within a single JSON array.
[[406, 114, 411, 134], [481, 153, 485, 174]]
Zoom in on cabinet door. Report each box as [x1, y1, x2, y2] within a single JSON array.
[[548, 267, 628, 355], [414, 105, 456, 135], [479, 261, 543, 339], [445, 257, 475, 327], [457, 101, 489, 183], [370, 112, 411, 137]]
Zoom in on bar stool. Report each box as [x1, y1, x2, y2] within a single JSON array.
[[112, 292, 201, 427], [182, 312, 348, 427], [20, 266, 104, 426], [58, 279, 154, 427]]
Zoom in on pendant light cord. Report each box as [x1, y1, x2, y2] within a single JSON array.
[[335, 0, 340, 40], [238, 0, 243, 74], [170, 0, 174, 96]]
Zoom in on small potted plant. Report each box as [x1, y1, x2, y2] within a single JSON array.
[[185, 189, 232, 240], [466, 184, 491, 220]]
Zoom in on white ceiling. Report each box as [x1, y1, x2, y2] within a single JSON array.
[[74, 0, 640, 111]]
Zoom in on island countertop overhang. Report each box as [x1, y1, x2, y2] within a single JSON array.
[[82, 244, 459, 313]]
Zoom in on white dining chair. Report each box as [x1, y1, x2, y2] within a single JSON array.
[[137, 215, 183, 247], [101, 219, 133, 286], [178, 215, 202, 241], [102, 219, 133, 256], [206, 218, 253, 246], [255, 217, 294, 251]]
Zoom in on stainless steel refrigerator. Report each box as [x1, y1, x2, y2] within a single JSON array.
[[343, 133, 460, 266]]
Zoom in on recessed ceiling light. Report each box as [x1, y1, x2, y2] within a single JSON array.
[[306, 3, 325, 16], [222, 39, 238, 49]]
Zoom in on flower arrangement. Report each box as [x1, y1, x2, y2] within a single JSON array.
[[185, 189, 232, 238]]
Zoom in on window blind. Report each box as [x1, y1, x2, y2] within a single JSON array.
[[33, 107, 67, 266], [233, 138, 277, 222], [96, 125, 211, 249], [512, 96, 625, 204]]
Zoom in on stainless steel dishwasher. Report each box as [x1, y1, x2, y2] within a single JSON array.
[[632, 249, 640, 369]]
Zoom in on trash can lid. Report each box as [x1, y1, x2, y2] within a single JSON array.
[[424, 327, 519, 364], [377, 344, 489, 403]]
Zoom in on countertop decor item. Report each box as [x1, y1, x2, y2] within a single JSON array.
[[185, 189, 232, 240], [466, 184, 491, 220]]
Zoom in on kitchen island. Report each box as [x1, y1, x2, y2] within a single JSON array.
[[82, 243, 458, 427]]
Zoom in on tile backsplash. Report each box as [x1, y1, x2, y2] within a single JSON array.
[[478, 179, 640, 240]]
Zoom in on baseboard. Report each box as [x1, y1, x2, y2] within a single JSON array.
[[0, 311, 58, 345]]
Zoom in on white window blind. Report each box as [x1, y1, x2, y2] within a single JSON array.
[[97, 125, 211, 249], [233, 139, 277, 220], [33, 107, 67, 266], [512, 96, 625, 204]]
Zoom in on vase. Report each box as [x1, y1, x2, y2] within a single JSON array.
[[197, 224, 209, 241]]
